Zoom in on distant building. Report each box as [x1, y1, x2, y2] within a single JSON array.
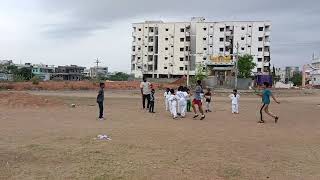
[[52, 65, 85, 81], [131, 17, 271, 88], [310, 57, 320, 87], [275, 68, 286, 82], [285, 66, 299, 83], [32, 64, 55, 81], [0, 60, 14, 81], [89, 66, 109, 78]]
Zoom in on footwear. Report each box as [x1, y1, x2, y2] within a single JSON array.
[[193, 114, 199, 118], [205, 110, 208, 113], [208, 110, 212, 112], [275, 116, 279, 123], [258, 120, 265, 123], [200, 115, 205, 120]]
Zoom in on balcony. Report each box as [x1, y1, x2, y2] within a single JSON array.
[[225, 41, 231, 47], [264, 51, 270, 56], [264, 41, 270, 46], [225, 31, 233, 36], [265, 31, 271, 36]]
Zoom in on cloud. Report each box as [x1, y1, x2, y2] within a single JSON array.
[[0, 0, 320, 71]]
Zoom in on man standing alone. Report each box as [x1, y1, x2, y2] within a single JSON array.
[[140, 77, 152, 109], [97, 82, 105, 120]]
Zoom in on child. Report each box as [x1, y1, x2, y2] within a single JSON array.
[[176, 86, 183, 116], [204, 88, 212, 113], [96, 82, 105, 120], [176, 86, 188, 118], [186, 88, 192, 112], [192, 80, 205, 120], [168, 89, 179, 119], [149, 89, 155, 113], [256, 82, 280, 123], [164, 88, 171, 111], [229, 89, 240, 114]]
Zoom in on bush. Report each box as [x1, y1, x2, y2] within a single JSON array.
[[31, 76, 40, 85]]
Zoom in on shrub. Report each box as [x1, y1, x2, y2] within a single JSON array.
[[31, 76, 40, 85]]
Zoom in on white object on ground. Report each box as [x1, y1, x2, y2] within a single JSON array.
[[97, 134, 112, 141]]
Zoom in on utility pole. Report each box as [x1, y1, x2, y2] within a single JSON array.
[[235, 42, 239, 89], [94, 58, 101, 68]]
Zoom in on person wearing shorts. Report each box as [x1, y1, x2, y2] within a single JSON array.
[[192, 80, 205, 120]]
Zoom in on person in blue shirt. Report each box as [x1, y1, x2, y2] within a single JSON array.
[[256, 82, 280, 123]]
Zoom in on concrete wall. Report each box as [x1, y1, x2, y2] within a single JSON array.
[[203, 76, 251, 89]]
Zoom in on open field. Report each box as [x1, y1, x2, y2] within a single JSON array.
[[1, 90, 320, 180]]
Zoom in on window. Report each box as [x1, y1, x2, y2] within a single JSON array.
[[314, 78, 316, 81], [248, 35, 251, 38], [210, 25, 214, 28], [185, 65, 188, 70], [180, 28, 185, 32], [171, 55, 174, 57], [186, 36, 191, 42], [132, 46, 136, 51], [203, 27, 207, 31], [164, 67, 168, 69], [249, 25, 252, 28], [165, 57, 168, 60], [241, 47, 245, 51], [219, 48, 224, 52], [133, 27, 136, 32], [148, 46, 154, 52], [210, 45, 213, 48], [210, 35, 213, 38], [180, 38, 185, 42], [257, 68, 262, 72], [203, 48, 207, 51], [220, 38, 224, 42], [180, 48, 184, 52], [138, 47, 141, 50], [241, 37, 245, 40], [248, 45, 251, 48], [241, 27, 245, 30], [165, 38, 168, 41], [171, 45, 174, 48], [259, 27, 264, 31], [185, 46, 189, 51], [258, 37, 263, 41], [165, 47, 168, 50], [258, 58, 262, 62], [203, 37, 207, 41], [165, 28, 169, 31], [137, 57, 141, 60], [138, 28, 141, 31], [145, 36, 148, 38], [148, 37, 154, 42], [138, 38, 141, 41], [180, 67, 184, 71], [220, 27, 224, 32], [258, 47, 263, 52], [203, 57, 207, 60], [180, 57, 184, 61], [149, 27, 154, 33]]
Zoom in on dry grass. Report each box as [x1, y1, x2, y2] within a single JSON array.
[[0, 90, 320, 179]]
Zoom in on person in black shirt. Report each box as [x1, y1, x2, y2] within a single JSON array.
[[97, 82, 105, 120], [149, 89, 155, 113]]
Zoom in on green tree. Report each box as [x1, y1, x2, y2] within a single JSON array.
[[191, 64, 208, 85], [108, 72, 130, 81], [237, 54, 256, 78], [290, 72, 302, 86]]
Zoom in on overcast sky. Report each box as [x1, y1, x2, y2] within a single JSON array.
[[0, 0, 319, 72]]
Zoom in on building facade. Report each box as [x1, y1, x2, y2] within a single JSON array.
[[52, 65, 85, 81], [89, 66, 109, 78], [131, 17, 271, 83], [285, 66, 300, 83], [32, 64, 55, 81]]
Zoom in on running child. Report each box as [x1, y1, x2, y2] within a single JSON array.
[[164, 88, 171, 111], [96, 82, 105, 120], [229, 89, 240, 114], [149, 89, 156, 113], [256, 82, 280, 123], [168, 89, 179, 119], [176, 86, 183, 116], [204, 88, 212, 113]]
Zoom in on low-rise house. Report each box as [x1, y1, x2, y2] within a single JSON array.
[[32, 64, 55, 81], [52, 65, 85, 81]]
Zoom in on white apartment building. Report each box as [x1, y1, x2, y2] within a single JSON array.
[[131, 17, 271, 81]]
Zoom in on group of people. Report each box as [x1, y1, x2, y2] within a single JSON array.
[[97, 78, 280, 124]]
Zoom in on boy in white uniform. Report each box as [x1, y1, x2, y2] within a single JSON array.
[[176, 86, 188, 118], [168, 89, 179, 119], [229, 89, 240, 114], [164, 88, 171, 111]]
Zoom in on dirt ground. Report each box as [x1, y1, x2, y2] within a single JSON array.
[[0, 90, 320, 180]]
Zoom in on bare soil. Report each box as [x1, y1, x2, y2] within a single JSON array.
[[0, 90, 320, 180]]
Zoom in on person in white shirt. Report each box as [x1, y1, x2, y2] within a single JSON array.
[[229, 89, 240, 114], [176, 86, 188, 118], [168, 89, 179, 119], [140, 78, 152, 110], [163, 88, 171, 111]]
